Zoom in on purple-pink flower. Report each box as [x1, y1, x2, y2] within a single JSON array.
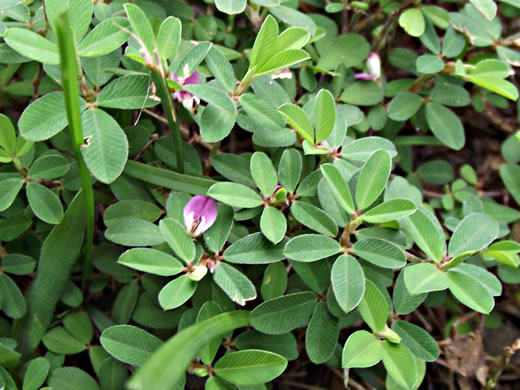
[[355, 52, 381, 81], [183, 195, 218, 237], [172, 70, 201, 111]]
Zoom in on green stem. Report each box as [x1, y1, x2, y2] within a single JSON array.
[[234, 67, 256, 96], [150, 70, 184, 173], [55, 11, 95, 293]]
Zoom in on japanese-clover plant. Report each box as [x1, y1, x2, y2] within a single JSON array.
[[0, 0, 519, 389]]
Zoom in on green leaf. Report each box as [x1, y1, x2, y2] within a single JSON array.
[[250, 152, 278, 196], [249, 292, 316, 334], [454, 263, 501, 296], [28, 154, 70, 180], [466, 76, 518, 101], [113, 280, 139, 325], [269, 5, 316, 34], [80, 108, 129, 184], [284, 234, 341, 262], [240, 93, 285, 131], [446, 268, 494, 314], [18, 92, 86, 142], [23, 357, 50, 390], [274, 27, 310, 52], [320, 163, 355, 214], [399, 9, 425, 37], [340, 81, 384, 106], [49, 367, 100, 390], [392, 321, 440, 362], [118, 248, 183, 276], [26, 182, 64, 224], [278, 103, 314, 144], [393, 270, 427, 315], [204, 203, 234, 252], [97, 75, 155, 109], [278, 149, 302, 193], [184, 85, 236, 115], [4, 28, 59, 64], [261, 262, 288, 301], [430, 84, 471, 107], [0, 0, 23, 9], [381, 341, 417, 390], [214, 0, 247, 14], [358, 279, 391, 332], [342, 136, 397, 161], [98, 359, 128, 390], [124, 3, 156, 58], [0, 114, 15, 154], [291, 201, 338, 237], [214, 350, 287, 385], [403, 263, 448, 295], [422, 5, 450, 28], [250, 15, 279, 70], [158, 275, 197, 310], [196, 302, 224, 364], [208, 182, 263, 208], [500, 164, 520, 205], [205, 46, 236, 92], [470, 0, 497, 20], [0, 274, 26, 319], [157, 16, 181, 61], [416, 160, 454, 184], [235, 330, 297, 361], [402, 208, 446, 262], [159, 218, 195, 263], [305, 302, 339, 364], [362, 199, 416, 223], [0, 215, 31, 242], [45, 0, 93, 42], [15, 192, 85, 356], [331, 255, 365, 314], [342, 330, 382, 368], [448, 213, 499, 257], [317, 34, 370, 70], [211, 154, 255, 187], [314, 89, 336, 143], [105, 218, 164, 247], [387, 92, 423, 121], [290, 260, 330, 294], [356, 149, 392, 210], [425, 102, 465, 150], [77, 17, 130, 57], [224, 232, 286, 264], [213, 262, 257, 306], [177, 42, 212, 79], [354, 238, 406, 269], [128, 311, 249, 390], [43, 327, 86, 354], [416, 54, 444, 73], [260, 207, 287, 244], [124, 160, 216, 195], [442, 27, 466, 58], [104, 200, 161, 227], [0, 178, 23, 212], [101, 325, 162, 366]]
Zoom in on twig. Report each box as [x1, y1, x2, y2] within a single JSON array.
[[486, 338, 520, 389]]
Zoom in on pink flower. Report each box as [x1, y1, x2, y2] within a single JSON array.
[[355, 52, 381, 81], [183, 195, 218, 237], [172, 70, 201, 111]]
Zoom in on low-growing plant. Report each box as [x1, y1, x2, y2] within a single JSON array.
[[1, 0, 520, 389]]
